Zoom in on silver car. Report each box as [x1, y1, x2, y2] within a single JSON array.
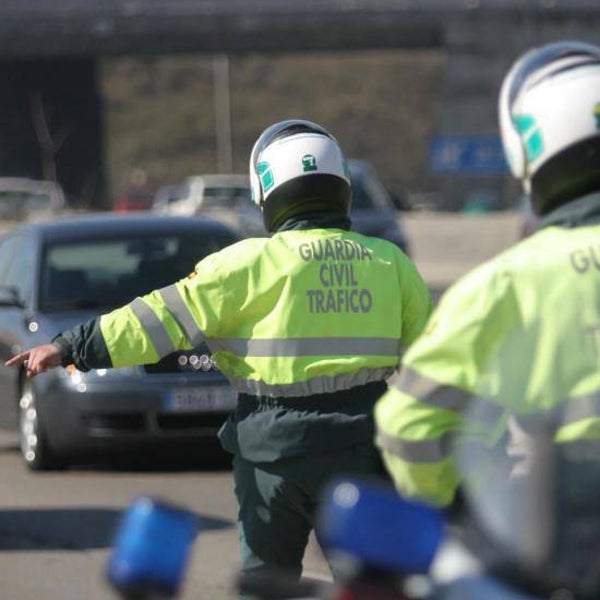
[[0, 213, 239, 470]]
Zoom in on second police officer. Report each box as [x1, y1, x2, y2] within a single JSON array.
[[375, 41, 600, 508], [8, 120, 433, 584]]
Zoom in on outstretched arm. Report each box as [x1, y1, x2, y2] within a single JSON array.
[[6, 275, 212, 377], [5, 344, 62, 378]]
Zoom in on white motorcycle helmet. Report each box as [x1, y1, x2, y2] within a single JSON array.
[[249, 119, 351, 232], [499, 40, 600, 215]]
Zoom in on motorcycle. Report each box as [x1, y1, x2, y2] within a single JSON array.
[[236, 407, 600, 600], [102, 478, 444, 600], [103, 410, 600, 600], [235, 475, 444, 600]]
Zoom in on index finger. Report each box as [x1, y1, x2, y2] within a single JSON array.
[[5, 351, 31, 367]]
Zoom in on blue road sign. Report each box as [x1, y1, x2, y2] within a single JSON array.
[[429, 135, 508, 174]]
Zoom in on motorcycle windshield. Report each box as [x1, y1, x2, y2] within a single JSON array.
[[453, 394, 600, 598]]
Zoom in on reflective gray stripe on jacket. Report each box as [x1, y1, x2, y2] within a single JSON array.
[[397, 367, 476, 413], [207, 337, 402, 357], [129, 297, 176, 357], [129, 286, 206, 357], [513, 390, 600, 431], [130, 285, 401, 359], [376, 429, 455, 463], [128, 289, 400, 396], [228, 366, 395, 397], [384, 367, 600, 464], [159, 284, 206, 347]]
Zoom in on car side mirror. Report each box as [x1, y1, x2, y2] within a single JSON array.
[[0, 285, 24, 308]]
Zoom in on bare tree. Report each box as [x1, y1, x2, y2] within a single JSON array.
[[28, 91, 71, 183]]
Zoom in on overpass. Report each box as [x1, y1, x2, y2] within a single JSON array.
[[2, 0, 600, 57], [0, 0, 600, 59], [2, 0, 600, 207]]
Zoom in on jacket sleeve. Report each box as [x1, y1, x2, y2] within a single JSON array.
[[97, 249, 235, 368], [52, 317, 113, 372], [53, 281, 205, 371], [375, 262, 515, 507]]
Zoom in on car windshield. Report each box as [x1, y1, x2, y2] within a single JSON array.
[[201, 186, 251, 209], [39, 231, 231, 311]]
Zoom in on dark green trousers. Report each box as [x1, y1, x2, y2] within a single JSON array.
[[233, 443, 386, 584]]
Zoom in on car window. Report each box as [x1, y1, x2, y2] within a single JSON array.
[[201, 186, 251, 209], [0, 236, 20, 283], [0, 234, 36, 304], [39, 231, 234, 310], [0, 181, 65, 221], [5, 235, 36, 304]]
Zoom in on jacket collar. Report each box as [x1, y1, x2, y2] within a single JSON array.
[[276, 211, 352, 232], [541, 192, 600, 229]]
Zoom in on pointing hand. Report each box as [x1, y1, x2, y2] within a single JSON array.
[[5, 344, 63, 378]]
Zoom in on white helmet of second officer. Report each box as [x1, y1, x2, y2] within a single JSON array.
[[249, 119, 351, 232], [499, 40, 600, 216]]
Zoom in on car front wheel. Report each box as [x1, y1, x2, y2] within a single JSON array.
[[19, 381, 66, 471]]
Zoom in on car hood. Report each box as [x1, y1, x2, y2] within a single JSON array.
[[34, 307, 108, 335]]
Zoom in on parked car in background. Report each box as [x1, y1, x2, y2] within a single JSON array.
[[151, 183, 187, 214], [0, 177, 66, 222], [153, 174, 250, 227], [0, 213, 240, 470], [347, 159, 412, 255]]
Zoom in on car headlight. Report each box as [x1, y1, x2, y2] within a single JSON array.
[[56, 364, 133, 384]]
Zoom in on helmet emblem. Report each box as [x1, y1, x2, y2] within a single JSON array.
[[343, 160, 350, 179], [302, 154, 318, 172], [513, 114, 544, 163], [257, 161, 274, 192], [595, 103, 600, 129]]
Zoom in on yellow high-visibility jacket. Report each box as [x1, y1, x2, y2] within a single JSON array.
[[376, 194, 600, 507], [99, 228, 432, 396]]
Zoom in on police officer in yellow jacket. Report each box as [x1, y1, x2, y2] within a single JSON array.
[[7, 120, 432, 582], [375, 41, 600, 509]]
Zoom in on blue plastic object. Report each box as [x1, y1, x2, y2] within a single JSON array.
[[318, 479, 445, 575], [106, 496, 198, 598]]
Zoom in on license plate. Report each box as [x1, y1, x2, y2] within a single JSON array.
[[166, 386, 237, 412]]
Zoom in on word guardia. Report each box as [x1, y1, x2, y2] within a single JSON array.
[[298, 239, 372, 262], [298, 239, 374, 314]]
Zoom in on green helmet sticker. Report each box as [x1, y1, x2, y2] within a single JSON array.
[[302, 154, 317, 172], [257, 161, 274, 192], [595, 103, 600, 129], [513, 114, 544, 163]]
